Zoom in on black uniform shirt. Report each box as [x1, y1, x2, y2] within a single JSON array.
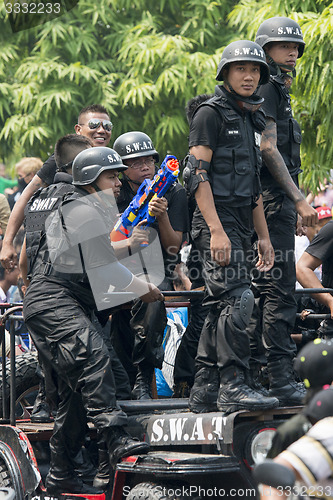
[[305, 220, 333, 289], [257, 78, 281, 124], [189, 105, 221, 152], [189, 88, 261, 208]]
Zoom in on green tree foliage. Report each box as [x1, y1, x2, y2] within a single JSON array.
[[0, 0, 332, 192], [0, 0, 236, 170]]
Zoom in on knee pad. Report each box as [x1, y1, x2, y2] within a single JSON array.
[[231, 289, 255, 331]]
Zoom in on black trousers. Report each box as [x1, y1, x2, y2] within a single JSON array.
[[173, 244, 210, 385], [192, 205, 253, 371], [26, 301, 128, 472], [173, 289, 209, 385], [249, 195, 297, 363], [111, 284, 169, 387]]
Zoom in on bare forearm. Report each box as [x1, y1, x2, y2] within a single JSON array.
[[195, 181, 223, 234], [190, 145, 231, 265], [19, 237, 29, 287], [157, 215, 182, 254], [253, 196, 270, 239], [297, 266, 333, 309], [261, 147, 303, 203]]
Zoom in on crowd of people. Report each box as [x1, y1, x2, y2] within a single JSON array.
[[0, 15, 333, 497]]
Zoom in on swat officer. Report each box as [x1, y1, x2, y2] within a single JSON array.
[[249, 17, 318, 405], [185, 40, 279, 414], [112, 131, 189, 399], [21, 134, 94, 425], [22, 134, 135, 490], [23, 147, 163, 494]]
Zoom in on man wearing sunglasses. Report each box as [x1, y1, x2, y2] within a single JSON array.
[[74, 115, 113, 148], [0, 104, 113, 270]]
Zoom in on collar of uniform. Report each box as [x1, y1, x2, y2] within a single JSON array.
[[54, 171, 73, 184], [215, 85, 239, 112], [215, 85, 256, 114], [269, 63, 293, 87]]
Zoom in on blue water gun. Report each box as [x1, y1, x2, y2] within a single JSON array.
[[111, 155, 179, 242]]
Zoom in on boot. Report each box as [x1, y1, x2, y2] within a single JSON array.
[[73, 447, 96, 485], [31, 381, 52, 423], [188, 366, 219, 413], [246, 363, 270, 397], [31, 402, 52, 423], [104, 426, 150, 466], [132, 365, 154, 400], [93, 444, 110, 490], [217, 366, 279, 414], [267, 357, 306, 406], [46, 466, 102, 495]]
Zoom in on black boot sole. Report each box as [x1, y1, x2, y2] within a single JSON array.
[[93, 475, 110, 490], [46, 480, 103, 495], [189, 402, 218, 413], [217, 398, 279, 414], [275, 397, 304, 406]]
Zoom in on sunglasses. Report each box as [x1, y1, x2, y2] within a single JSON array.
[[80, 119, 113, 132]]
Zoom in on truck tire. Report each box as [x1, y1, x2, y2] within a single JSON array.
[[0, 442, 25, 500], [0, 352, 39, 419], [0, 456, 12, 488], [127, 482, 186, 500]]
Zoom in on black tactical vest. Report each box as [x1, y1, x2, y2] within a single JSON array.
[[30, 186, 117, 282], [262, 68, 302, 180], [25, 174, 74, 279], [197, 86, 265, 205]]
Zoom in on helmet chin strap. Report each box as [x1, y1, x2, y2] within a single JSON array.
[[266, 54, 296, 80], [223, 82, 264, 112], [122, 172, 142, 188], [90, 181, 116, 207]]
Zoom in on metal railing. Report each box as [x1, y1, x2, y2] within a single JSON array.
[[0, 304, 25, 426]]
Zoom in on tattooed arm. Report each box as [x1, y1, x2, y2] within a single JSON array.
[[261, 118, 317, 227]]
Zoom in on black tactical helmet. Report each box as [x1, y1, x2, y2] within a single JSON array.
[[216, 40, 270, 85], [72, 147, 127, 186], [113, 131, 159, 163], [256, 17, 305, 58]]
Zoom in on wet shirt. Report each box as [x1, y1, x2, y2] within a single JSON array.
[[24, 193, 132, 320]]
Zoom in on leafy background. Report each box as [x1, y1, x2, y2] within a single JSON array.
[[0, 0, 332, 192]]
